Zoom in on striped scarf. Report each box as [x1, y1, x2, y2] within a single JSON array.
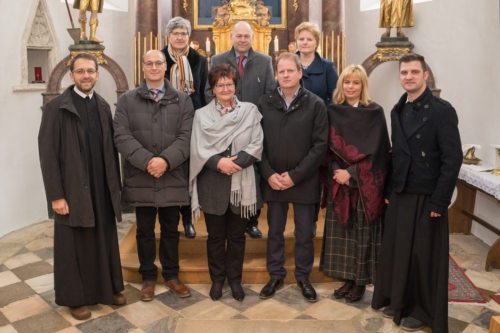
[[167, 44, 195, 95]]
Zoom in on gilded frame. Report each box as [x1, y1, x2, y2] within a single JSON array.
[[193, 0, 287, 30]]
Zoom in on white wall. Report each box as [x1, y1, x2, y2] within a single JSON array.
[[0, 0, 132, 236], [346, 0, 500, 244]]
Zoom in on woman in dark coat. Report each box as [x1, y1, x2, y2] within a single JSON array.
[[190, 64, 263, 302], [295, 21, 338, 105], [320, 64, 391, 302], [161, 16, 209, 238]]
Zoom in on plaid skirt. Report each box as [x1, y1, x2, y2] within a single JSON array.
[[320, 197, 381, 285]]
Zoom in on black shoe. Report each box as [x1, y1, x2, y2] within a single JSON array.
[[401, 317, 425, 331], [333, 280, 354, 299], [209, 282, 223, 300], [345, 285, 365, 303], [229, 282, 245, 301], [245, 225, 262, 239], [297, 279, 317, 303], [183, 221, 196, 239], [382, 307, 395, 318], [259, 278, 284, 299]]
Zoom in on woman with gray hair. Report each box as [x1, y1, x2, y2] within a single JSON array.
[[162, 16, 209, 239]]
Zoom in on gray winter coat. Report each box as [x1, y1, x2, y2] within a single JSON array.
[[114, 80, 194, 207]]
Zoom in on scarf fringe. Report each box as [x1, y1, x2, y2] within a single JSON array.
[[230, 189, 257, 219]]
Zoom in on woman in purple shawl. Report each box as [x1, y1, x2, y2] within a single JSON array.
[[320, 65, 391, 302]]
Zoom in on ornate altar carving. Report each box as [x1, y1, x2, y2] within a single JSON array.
[[212, 0, 272, 54]]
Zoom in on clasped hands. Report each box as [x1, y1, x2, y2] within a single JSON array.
[[268, 172, 294, 191], [147, 157, 168, 178], [217, 156, 242, 176], [333, 169, 350, 186]]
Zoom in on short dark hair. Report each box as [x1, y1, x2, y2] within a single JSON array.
[[69, 53, 99, 72], [399, 53, 427, 71], [208, 63, 237, 90]]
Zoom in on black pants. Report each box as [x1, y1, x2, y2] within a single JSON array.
[[135, 206, 180, 281], [205, 209, 248, 284], [266, 201, 315, 280]]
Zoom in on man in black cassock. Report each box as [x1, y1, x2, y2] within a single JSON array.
[[38, 53, 125, 320], [371, 53, 462, 332]]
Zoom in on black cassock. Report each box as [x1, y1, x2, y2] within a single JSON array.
[[54, 92, 124, 307]]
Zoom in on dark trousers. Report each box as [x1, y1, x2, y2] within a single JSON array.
[[205, 209, 248, 284], [266, 201, 315, 280], [247, 209, 260, 227], [135, 206, 180, 281]]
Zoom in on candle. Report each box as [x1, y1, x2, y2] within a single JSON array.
[[274, 35, 279, 52], [34, 67, 42, 81], [206, 37, 211, 53]]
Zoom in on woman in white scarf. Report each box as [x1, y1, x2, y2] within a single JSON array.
[[190, 64, 263, 302]]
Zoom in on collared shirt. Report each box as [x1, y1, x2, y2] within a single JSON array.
[[73, 86, 94, 100], [236, 52, 249, 68], [277, 86, 301, 110], [147, 83, 166, 101]]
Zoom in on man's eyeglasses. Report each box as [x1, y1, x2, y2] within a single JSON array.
[[73, 68, 97, 75], [143, 61, 165, 68], [214, 83, 235, 89], [171, 32, 189, 37]]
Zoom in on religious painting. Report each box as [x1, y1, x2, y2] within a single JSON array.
[[193, 0, 286, 29]]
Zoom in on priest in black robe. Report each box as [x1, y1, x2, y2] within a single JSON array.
[[38, 53, 125, 320], [371, 53, 462, 333]]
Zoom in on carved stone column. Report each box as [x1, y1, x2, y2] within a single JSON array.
[[322, 0, 342, 33], [136, 0, 158, 37]]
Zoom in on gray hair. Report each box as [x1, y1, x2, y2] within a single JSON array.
[[165, 16, 192, 36]]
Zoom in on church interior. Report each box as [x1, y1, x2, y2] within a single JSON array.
[[0, 0, 499, 332]]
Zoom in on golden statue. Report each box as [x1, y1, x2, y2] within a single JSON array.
[[74, 0, 104, 43], [380, 0, 414, 38], [229, 0, 256, 19]]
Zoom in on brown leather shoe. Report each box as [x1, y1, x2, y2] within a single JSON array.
[[69, 306, 91, 320], [112, 292, 127, 306], [165, 278, 191, 298], [141, 280, 156, 302]]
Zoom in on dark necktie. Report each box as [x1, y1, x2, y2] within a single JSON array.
[[150, 88, 160, 102], [237, 55, 246, 78]]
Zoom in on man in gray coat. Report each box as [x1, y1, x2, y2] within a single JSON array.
[[206, 21, 276, 238], [114, 50, 194, 301]]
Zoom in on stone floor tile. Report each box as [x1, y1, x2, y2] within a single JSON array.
[[76, 312, 135, 333], [174, 319, 355, 333], [0, 282, 36, 307], [295, 314, 316, 320], [302, 298, 362, 321], [241, 299, 300, 320], [180, 298, 240, 320], [472, 308, 500, 330], [54, 327, 83, 333], [33, 248, 53, 261], [0, 243, 24, 266], [448, 316, 470, 333], [39, 289, 57, 308], [0, 271, 20, 289], [186, 283, 211, 297], [11, 310, 70, 333], [3, 252, 41, 270], [156, 287, 206, 311], [0, 221, 51, 245], [219, 286, 261, 312], [116, 299, 177, 328], [110, 284, 142, 309], [448, 302, 484, 323], [231, 314, 248, 319], [272, 284, 319, 311], [466, 270, 500, 293], [24, 273, 53, 294], [0, 311, 8, 327], [56, 304, 114, 326], [462, 323, 488, 332], [12, 261, 53, 281], [45, 258, 54, 266], [0, 324, 17, 333], [0, 265, 7, 273], [143, 316, 180, 333], [1, 294, 51, 322], [25, 237, 53, 252]]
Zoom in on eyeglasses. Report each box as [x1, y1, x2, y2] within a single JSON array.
[[72, 68, 97, 75], [170, 32, 189, 37], [214, 83, 235, 90], [143, 61, 165, 68]]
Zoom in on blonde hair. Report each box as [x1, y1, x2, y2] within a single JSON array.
[[333, 64, 372, 106], [294, 22, 320, 49]]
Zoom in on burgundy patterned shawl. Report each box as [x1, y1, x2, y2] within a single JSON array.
[[328, 102, 391, 225]]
